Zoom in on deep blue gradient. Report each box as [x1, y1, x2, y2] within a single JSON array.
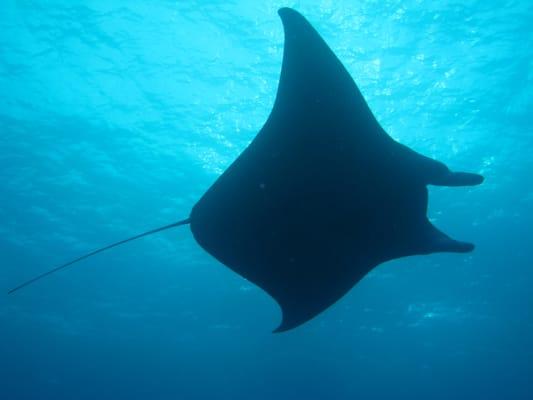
[[1, 1, 532, 399]]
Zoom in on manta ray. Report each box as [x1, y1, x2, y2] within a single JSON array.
[[9, 8, 483, 332]]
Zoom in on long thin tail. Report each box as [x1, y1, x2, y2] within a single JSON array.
[[8, 218, 191, 294]]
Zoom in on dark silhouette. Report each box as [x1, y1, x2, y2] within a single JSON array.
[[9, 8, 483, 332]]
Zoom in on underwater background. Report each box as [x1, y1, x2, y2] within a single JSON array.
[[1, 1, 532, 399]]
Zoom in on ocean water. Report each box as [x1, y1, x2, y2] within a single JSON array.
[[1, 1, 532, 399]]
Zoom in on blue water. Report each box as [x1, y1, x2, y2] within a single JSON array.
[[1, 1, 532, 399]]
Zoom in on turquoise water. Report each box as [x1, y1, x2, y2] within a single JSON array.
[[1, 1, 532, 399]]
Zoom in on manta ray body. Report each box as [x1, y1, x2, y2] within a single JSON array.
[[10, 8, 483, 332]]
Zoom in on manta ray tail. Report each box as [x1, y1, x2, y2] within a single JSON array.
[[8, 218, 191, 294]]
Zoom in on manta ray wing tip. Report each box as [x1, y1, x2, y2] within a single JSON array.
[[278, 7, 295, 16], [278, 7, 304, 22], [272, 321, 295, 334]]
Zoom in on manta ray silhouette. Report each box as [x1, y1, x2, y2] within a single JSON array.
[[9, 8, 483, 332]]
